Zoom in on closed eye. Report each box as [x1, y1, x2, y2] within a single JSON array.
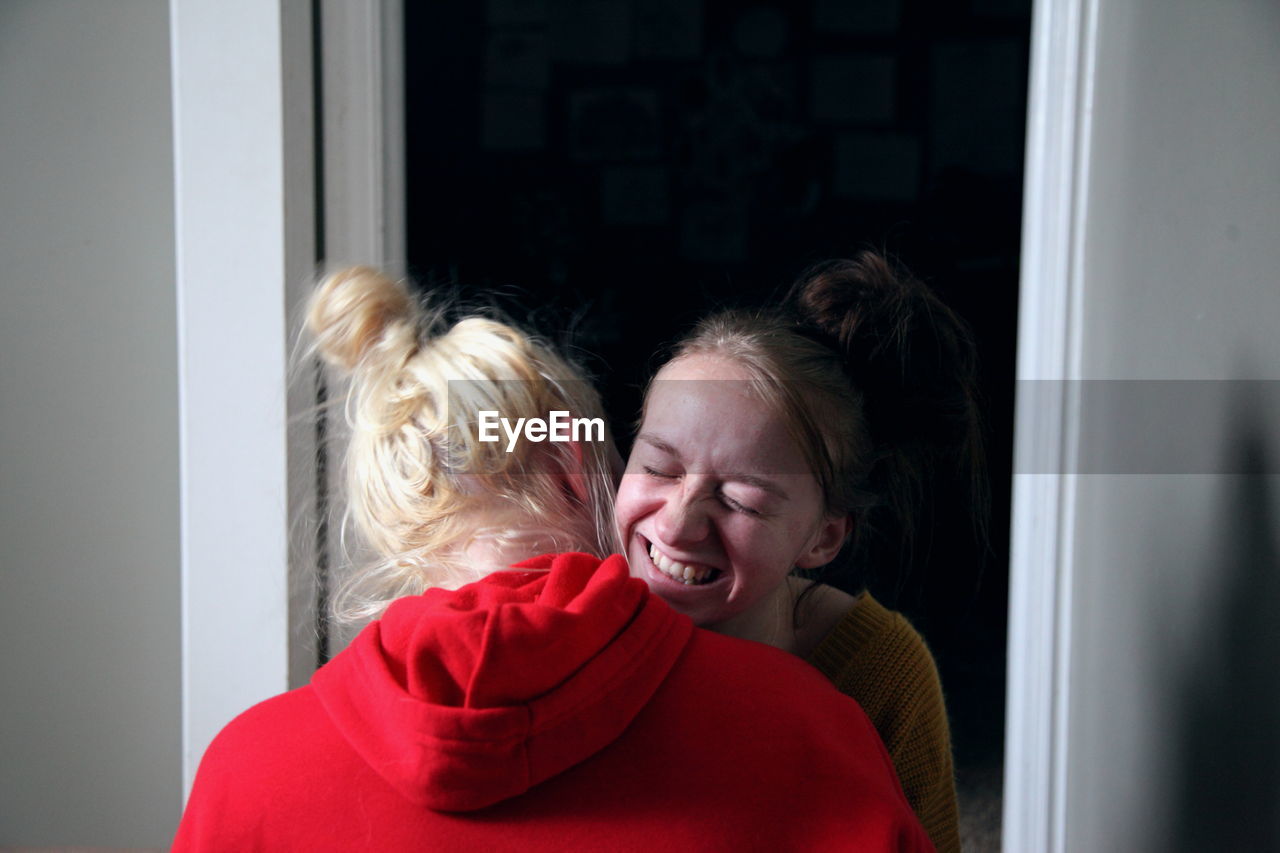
[[719, 492, 761, 516], [642, 465, 678, 480]]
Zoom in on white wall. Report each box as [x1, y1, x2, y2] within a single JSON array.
[[1057, 0, 1280, 849], [0, 0, 180, 847]]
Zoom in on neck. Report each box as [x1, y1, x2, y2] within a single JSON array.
[[709, 579, 800, 654], [453, 495, 600, 572], [459, 525, 568, 578], [709, 577, 852, 658]]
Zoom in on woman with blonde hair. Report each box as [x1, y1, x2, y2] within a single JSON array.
[[174, 265, 933, 851], [304, 264, 621, 618]]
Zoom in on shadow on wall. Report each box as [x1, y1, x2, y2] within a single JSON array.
[[1170, 395, 1280, 850]]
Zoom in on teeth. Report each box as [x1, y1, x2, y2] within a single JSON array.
[[648, 542, 713, 585]]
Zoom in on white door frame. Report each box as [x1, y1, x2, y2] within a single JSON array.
[[172, 0, 403, 795], [320, 0, 406, 273], [1003, 0, 1097, 850]]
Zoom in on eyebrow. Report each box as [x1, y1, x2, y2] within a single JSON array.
[[634, 433, 791, 500], [635, 434, 679, 457], [726, 473, 790, 501]]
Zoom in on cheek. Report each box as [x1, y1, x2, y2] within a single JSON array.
[[720, 522, 807, 581], [718, 521, 774, 565], [613, 476, 656, 532]]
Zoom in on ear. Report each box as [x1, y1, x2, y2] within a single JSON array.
[[795, 513, 852, 570]]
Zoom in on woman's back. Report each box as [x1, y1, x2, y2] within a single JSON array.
[[174, 553, 932, 851]]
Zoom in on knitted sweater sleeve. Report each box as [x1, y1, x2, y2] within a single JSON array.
[[806, 593, 961, 853]]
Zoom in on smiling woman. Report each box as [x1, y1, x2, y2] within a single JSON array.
[[618, 359, 849, 635], [615, 251, 986, 853]]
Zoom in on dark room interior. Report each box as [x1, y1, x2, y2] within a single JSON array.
[[403, 2, 1031, 845]]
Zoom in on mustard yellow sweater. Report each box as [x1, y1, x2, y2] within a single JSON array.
[[806, 593, 960, 853]]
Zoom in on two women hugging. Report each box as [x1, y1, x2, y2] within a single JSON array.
[[175, 251, 984, 852]]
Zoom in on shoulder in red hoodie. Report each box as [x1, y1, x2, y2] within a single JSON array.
[[174, 553, 933, 852]]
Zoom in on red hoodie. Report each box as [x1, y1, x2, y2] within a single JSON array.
[[174, 553, 932, 851]]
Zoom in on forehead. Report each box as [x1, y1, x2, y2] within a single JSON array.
[[640, 356, 810, 476]]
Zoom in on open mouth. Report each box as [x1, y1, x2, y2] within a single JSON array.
[[645, 539, 722, 586]]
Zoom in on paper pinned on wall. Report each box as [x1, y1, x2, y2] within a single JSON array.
[[600, 165, 670, 225], [813, 0, 901, 35], [731, 6, 788, 59], [810, 56, 897, 124], [486, 0, 548, 27], [971, 0, 1030, 19], [569, 89, 662, 160], [482, 91, 547, 150], [680, 200, 748, 264], [634, 0, 702, 60], [550, 0, 632, 65], [486, 32, 550, 90], [930, 39, 1024, 176], [833, 132, 921, 202]]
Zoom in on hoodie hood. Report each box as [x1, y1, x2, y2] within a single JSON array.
[[312, 552, 692, 812]]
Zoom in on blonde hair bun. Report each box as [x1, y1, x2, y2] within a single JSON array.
[[307, 265, 416, 372], [301, 265, 620, 626]]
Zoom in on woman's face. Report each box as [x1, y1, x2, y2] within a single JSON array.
[[613, 354, 849, 629]]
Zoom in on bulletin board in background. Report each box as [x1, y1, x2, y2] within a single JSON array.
[[403, 4, 1031, 840]]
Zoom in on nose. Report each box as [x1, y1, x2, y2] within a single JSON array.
[[654, 486, 711, 547]]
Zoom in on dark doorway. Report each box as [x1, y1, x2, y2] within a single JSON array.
[[404, 2, 1027, 846]]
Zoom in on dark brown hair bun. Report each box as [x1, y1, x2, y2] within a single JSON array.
[[787, 250, 988, 581], [788, 251, 980, 452]]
